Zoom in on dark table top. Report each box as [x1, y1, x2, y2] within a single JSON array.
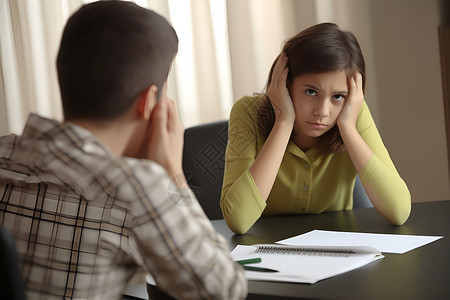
[[211, 200, 450, 300]]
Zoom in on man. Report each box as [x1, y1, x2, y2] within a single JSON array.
[[0, 1, 247, 299]]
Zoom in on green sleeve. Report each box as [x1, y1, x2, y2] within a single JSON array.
[[357, 102, 411, 224], [220, 96, 266, 234]]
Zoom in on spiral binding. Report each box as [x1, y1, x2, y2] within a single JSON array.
[[255, 245, 356, 257]]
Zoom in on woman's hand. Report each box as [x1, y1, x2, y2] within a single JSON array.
[[247, 52, 296, 204], [337, 73, 364, 131], [266, 52, 295, 125], [337, 73, 372, 174]]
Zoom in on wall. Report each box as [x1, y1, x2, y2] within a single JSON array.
[[368, 0, 450, 202]]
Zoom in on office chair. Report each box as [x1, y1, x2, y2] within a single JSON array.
[[0, 228, 26, 300], [182, 120, 228, 220], [353, 175, 373, 208]]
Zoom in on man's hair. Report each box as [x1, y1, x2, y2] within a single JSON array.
[[258, 23, 366, 156], [57, 0, 178, 120]]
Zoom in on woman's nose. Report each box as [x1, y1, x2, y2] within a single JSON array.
[[313, 99, 329, 118]]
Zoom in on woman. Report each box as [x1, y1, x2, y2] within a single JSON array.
[[220, 23, 411, 234]]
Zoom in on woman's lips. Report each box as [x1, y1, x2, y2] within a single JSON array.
[[307, 121, 327, 129]]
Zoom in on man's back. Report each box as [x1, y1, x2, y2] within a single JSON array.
[[0, 114, 246, 299], [1, 114, 155, 299]]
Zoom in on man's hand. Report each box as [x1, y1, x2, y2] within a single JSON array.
[[146, 97, 186, 185]]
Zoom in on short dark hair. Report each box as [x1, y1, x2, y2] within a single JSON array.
[[57, 0, 178, 120], [259, 23, 366, 155]]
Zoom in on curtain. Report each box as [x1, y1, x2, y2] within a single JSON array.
[[0, 0, 84, 135], [0, 0, 376, 135]]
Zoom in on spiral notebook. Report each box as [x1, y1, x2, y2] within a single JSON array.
[[231, 244, 383, 284]]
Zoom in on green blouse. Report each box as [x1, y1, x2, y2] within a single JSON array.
[[220, 95, 411, 234]]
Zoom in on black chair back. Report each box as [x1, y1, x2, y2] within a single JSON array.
[[182, 120, 228, 220], [353, 175, 373, 208]]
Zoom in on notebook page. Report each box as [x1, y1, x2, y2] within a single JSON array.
[[231, 244, 383, 284], [277, 230, 443, 254]]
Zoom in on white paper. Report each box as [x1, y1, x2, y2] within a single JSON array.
[[231, 244, 383, 284], [277, 230, 443, 254]]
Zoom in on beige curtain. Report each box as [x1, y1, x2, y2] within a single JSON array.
[[0, 0, 84, 135], [0, 0, 377, 135]]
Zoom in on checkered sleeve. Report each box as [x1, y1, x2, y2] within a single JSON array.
[[115, 159, 247, 300]]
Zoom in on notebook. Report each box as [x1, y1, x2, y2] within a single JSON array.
[[231, 244, 383, 284]]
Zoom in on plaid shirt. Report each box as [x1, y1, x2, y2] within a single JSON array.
[[0, 114, 247, 300]]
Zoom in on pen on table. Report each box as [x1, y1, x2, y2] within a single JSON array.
[[235, 258, 279, 273], [242, 266, 279, 273], [236, 258, 262, 266]]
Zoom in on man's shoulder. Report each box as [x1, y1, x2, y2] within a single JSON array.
[[0, 114, 171, 207], [0, 134, 19, 158]]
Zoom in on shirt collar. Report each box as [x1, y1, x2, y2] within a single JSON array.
[[24, 113, 114, 158], [286, 139, 325, 165]]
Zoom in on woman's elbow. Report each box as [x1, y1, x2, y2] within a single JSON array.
[[390, 192, 411, 226], [220, 186, 264, 234], [227, 221, 249, 235], [221, 207, 251, 234]]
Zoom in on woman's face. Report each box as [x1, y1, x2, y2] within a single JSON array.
[[289, 70, 348, 151]]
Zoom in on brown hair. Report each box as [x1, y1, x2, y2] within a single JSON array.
[[258, 23, 366, 155], [57, 1, 178, 120]]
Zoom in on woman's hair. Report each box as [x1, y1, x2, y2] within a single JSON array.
[[258, 23, 366, 155], [57, 1, 178, 120]]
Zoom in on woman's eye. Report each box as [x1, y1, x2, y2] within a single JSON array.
[[305, 89, 317, 96], [333, 94, 345, 101]]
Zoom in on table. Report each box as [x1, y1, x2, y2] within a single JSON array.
[[216, 200, 450, 300], [141, 200, 450, 300]]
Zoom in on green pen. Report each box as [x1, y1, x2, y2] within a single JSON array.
[[236, 258, 262, 266], [242, 266, 279, 273], [235, 258, 279, 273]]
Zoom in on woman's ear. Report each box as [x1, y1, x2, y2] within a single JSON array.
[[137, 85, 159, 120]]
